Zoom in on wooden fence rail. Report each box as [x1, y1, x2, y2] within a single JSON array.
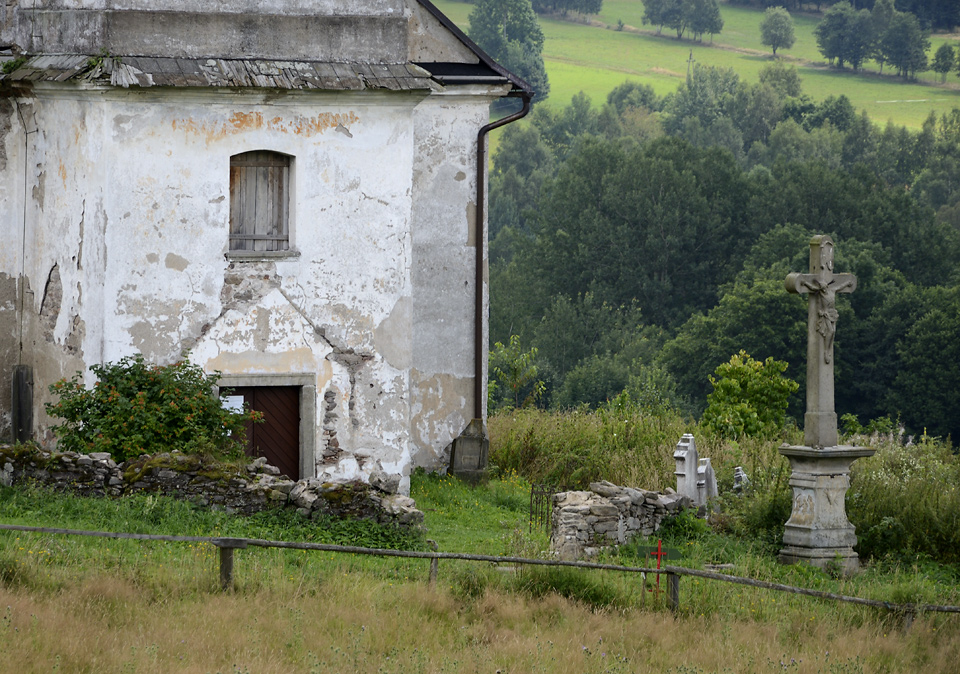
[[1, 523, 958, 619]]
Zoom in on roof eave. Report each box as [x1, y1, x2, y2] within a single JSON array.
[[414, 0, 534, 96]]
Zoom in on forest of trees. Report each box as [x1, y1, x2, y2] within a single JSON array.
[[729, 0, 958, 31], [813, 0, 934, 77], [487, 62, 960, 442], [642, 0, 725, 40]]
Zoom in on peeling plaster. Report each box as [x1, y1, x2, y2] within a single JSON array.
[[32, 168, 45, 207], [165, 253, 189, 271], [373, 295, 411, 370], [171, 111, 361, 145], [0, 273, 19, 441], [411, 370, 471, 468], [38, 264, 62, 337], [126, 301, 204, 362], [0, 99, 12, 172]]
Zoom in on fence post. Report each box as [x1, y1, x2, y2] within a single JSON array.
[[214, 538, 248, 591], [427, 539, 439, 586], [902, 608, 915, 632], [667, 572, 680, 614]]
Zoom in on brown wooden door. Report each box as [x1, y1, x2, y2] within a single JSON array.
[[230, 386, 300, 480]]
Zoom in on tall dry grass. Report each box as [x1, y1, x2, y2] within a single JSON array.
[[488, 406, 798, 491], [0, 568, 958, 673]]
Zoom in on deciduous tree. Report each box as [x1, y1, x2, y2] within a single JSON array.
[[814, 2, 873, 70], [760, 7, 796, 56], [931, 43, 956, 83], [687, 0, 724, 42], [880, 10, 930, 79], [469, 0, 550, 104]]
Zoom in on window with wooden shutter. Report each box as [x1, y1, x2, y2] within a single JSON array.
[[229, 150, 291, 252]]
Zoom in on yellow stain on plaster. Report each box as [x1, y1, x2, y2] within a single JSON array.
[[58, 162, 67, 186], [206, 347, 320, 375], [172, 111, 361, 143]]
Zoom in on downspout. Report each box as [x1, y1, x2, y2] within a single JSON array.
[[474, 91, 532, 420], [14, 97, 34, 364], [13, 93, 37, 442]]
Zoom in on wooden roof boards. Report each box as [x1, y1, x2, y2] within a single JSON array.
[[0, 55, 436, 92]]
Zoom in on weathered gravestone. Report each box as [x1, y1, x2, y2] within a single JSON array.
[[447, 418, 490, 484], [780, 235, 874, 575], [673, 434, 717, 514]]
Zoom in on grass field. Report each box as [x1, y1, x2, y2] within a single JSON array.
[[0, 464, 958, 672], [432, 0, 960, 129]]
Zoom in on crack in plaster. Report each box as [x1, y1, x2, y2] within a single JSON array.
[[276, 285, 374, 432]]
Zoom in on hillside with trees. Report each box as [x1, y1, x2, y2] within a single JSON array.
[[728, 0, 959, 32], [487, 63, 960, 442]]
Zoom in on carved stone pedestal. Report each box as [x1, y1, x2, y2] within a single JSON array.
[[779, 444, 875, 575]]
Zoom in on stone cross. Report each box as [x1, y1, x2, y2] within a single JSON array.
[[785, 235, 857, 448]]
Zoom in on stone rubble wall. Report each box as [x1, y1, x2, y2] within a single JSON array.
[[551, 480, 692, 560], [0, 445, 424, 529]]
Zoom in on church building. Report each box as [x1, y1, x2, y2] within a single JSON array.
[[0, 1, 530, 494]]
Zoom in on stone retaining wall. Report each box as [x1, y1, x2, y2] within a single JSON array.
[[551, 480, 692, 559], [0, 445, 424, 529]]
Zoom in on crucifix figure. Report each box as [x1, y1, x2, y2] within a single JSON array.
[[785, 235, 857, 448], [779, 236, 873, 574]]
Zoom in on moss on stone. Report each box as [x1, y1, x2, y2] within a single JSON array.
[[0, 443, 51, 468]]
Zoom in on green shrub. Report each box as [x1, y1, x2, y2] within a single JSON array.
[[656, 508, 711, 542], [45, 354, 260, 462], [488, 335, 546, 412], [701, 351, 798, 439]]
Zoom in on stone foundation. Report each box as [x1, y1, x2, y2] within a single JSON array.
[[550, 480, 692, 560], [0, 445, 424, 529]]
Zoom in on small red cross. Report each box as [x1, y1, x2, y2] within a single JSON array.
[[648, 539, 666, 594]]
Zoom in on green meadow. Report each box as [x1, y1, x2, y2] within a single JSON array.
[[432, 0, 960, 128], [0, 438, 958, 672]]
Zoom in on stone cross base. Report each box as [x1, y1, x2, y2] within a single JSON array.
[[778, 444, 875, 576]]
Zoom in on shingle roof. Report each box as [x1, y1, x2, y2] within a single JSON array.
[[0, 54, 436, 91]]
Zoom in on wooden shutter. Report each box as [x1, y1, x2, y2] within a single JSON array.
[[229, 151, 290, 252]]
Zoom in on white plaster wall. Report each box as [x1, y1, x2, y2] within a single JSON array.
[[1, 77, 507, 486], [1, 85, 427, 483], [409, 87, 505, 468]]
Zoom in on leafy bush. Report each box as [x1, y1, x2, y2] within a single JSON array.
[[46, 354, 260, 462], [656, 508, 711, 542], [848, 435, 960, 563], [551, 353, 632, 410], [488, 335, 546, 411], [701, 351, 798, 439]]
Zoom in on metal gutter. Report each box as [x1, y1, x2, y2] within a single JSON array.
[[474, 90, 532, 420]]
